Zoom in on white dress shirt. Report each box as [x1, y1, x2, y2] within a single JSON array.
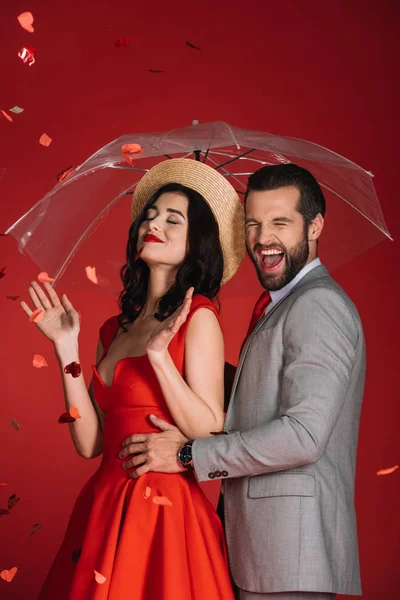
[[265, 257, 322, 315]]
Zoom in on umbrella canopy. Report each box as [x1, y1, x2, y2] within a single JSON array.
[[5, 121, 392, 294]]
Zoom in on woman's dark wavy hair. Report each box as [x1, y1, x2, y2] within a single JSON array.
[[117, 183, 223, 329]]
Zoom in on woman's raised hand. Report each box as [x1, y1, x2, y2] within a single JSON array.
[[20, 281, 80, 345], [146, 288, 194, 355]]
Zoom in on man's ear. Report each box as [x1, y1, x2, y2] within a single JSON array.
[[308, 213, 324, 241]]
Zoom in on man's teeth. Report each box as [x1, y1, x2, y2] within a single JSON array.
[[260, 249, 283, 255]]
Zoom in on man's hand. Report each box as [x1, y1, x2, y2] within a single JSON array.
[[119, 414, 189, 478]]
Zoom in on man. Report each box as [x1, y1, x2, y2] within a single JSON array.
[[120, 164, 365, 600]]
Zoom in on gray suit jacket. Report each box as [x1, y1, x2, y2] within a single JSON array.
[[193, 265, 365, 595]]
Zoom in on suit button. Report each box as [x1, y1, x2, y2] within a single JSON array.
[[208, 472, 215, 479], [221, 470, 228, 477], [215, 471, 222, 477]]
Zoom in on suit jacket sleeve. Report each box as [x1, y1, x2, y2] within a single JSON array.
[[193, 286, 361, 482]]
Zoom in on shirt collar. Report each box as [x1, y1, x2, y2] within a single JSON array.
[[269, 257, 322, 307]]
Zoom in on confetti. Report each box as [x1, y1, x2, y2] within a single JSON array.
[[0, 267, 6, 279], [56, 165, 75, 183], [114, 38, 131, 47], [39, 133, 52, 147], [85, 266, 98, 285], [38, 272, 55, 283], [17, 12, 34, 33], [121, 143, 143, 166], [33, 354, 48, 368], [64, 362, 82, 378], [186, 41, 202, 50], [0, 483, 8, 486], [147, 69, 164, 73], [11, 419, 21, 431], [0, 509, 10, 517], [69, 406, 81, 419], [8, 494, 20, 510], [143, 486, 151, 499], [152, 496, 172, 507], [28, 523, 42, 536], [377, 465, 399, 476], [1, 110, 13, 123], [18, 46, 36, 66], [58, 412, 76, 424], [6, 296, 20, 301], [30, 309, 45, 323], [0, 567, 18, 582], [9, 106, 24, 114], [94, 570, 107, 584], [71, 547, 82, 564]]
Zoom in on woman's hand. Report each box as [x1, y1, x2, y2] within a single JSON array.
[[20, 281, 80, 346], [146, 288, 194, 356]]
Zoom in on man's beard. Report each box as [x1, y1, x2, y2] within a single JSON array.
[[249, 229, 310, 292]]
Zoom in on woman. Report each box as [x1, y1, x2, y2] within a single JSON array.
[[21, 158, 245, 599]]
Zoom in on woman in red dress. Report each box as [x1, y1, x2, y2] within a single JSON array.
[[21, 159, 245, 599]]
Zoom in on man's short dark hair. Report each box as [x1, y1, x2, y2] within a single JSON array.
[[245, 163, 326, 222]]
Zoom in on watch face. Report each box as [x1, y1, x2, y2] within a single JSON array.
[[179, 445, 192, 465]]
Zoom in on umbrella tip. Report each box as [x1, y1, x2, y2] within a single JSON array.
[[192, 119, 199, 125]]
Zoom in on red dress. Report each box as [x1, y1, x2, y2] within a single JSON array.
[[38, 295, 234, 600]]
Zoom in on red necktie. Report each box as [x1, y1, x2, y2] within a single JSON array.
[[241, 291, 272, 352]]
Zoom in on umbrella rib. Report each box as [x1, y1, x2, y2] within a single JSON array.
[[205, 154, 247, 191], [214, 149, 256, 170]]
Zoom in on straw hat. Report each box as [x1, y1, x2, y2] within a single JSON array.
[[131, 158, 245, 285]]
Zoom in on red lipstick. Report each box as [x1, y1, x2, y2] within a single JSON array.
[[144, 234, 163, 243]]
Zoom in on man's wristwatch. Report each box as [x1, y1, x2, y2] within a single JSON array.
[[177, 440, 194, 469]]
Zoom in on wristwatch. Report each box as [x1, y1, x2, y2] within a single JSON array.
[[177, 440, 194, 469]]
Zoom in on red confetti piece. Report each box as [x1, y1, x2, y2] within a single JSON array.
[[28, 523, 42, 536], [11, 419, 21, 431], [64, 362, 82, 378], [18, 46, 36, 66], [9, 106, 24, 114], [6, 296, 20, 301], [0, 567, 18, 582], [17, 12, 34, 33], [94, 570, 107, 584], [152, 496, 172, 506], [8, 494, 20, 510], [85, 266, 98, 284], [0, 266, 6, 279], [114, 38, 131, 47], [69, 406, 81, 419], [30, 309, 45, 323], [377, 465, 399, 476], [58, 412, 76, 424], [121, 143, 143, 166], [0, 483, 8, 486], [186, 41, 202, 50], [39, 133, 52, 147], [143, 486, 151, 499], [33, 354, 48, 368], [0, 509, 10, 517], [38, 272, 55, 283], [1, 110, 13, 122], [147, 69, 164, 73], [56, 165, 75, 183]]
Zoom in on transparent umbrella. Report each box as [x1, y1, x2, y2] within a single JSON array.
[[5, 120, 392, 295]]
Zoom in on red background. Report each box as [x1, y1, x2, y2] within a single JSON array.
[[0, 1, 399, 598]]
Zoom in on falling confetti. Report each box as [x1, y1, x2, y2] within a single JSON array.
[[30, 309, 45, 323], [6, 296, 20, 301], [85, 266, 98, 285], [377, 465, 399, 476], [0, 267, 6, 279], [185, 41, 202, 50], [56, 165, 75, 183], [28, 523, 42, 536], [9, 106, 24, 114], [33, 354, 48, 368], [71, 547, 82, 564], [1, 110, 13, 122], [18, 46, 36, 66], [121, 143, 143, 166], [39, 133, 52, 147], [0, 567, 18, 582], [143, 486, 151, 499], [0, 509, 10, 517], [58, 412, 76, 424], [0, 483, 8, 486], [114, 38, 131, 47], [17, 12, 34, 32], [8, 494, 20, 510], [11, 419, 21, 431], [69, 406, 81, 419], [152, 496, 172, 506], [147, 69, 164, 73], [38, 272, 55, 283], [94, 570, 107, 584]]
